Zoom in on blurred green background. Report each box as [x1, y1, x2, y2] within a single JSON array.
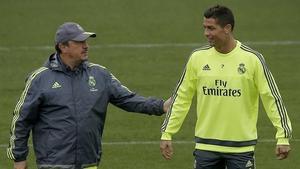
[[0, 0, 299, 168]]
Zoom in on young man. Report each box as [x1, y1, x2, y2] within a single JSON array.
[[7, 22, 171, 169], [160, 5, 292, 169]]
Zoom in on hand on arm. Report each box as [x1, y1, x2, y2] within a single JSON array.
[[163, 97, 172, 113], [275, 145, 291, 160], [160, 140, 173, 160], [14, 161, 27, 169]]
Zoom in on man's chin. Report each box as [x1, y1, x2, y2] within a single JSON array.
[[208, 41, 215, 46], [81, 55, 89, 61]]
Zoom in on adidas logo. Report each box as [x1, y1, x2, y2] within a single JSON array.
[[52, 82, 62, 89], [245, 160, 253, 168], [202, 64, 211, 71]]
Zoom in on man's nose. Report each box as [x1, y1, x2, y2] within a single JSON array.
[[83, 41, 89, 49], [204, 29, 210, 37]]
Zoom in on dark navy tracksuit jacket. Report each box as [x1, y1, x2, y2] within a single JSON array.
[[7, 53, 164, 169]]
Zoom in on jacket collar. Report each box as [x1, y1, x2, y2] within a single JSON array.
[[45, 53, 89, 73]]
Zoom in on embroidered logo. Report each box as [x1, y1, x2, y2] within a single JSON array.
[[88, 76, 98, 92], [245, 160, 253, 168], [238, 63, 246, 74], [202, 64, 211, 71], [52, 82, 61, 89], [88, 76, 96, 87]]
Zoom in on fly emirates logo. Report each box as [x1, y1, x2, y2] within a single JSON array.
[[202, 79, 241, 97]]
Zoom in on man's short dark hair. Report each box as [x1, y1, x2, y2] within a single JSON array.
[[204, 5, 235, 31]]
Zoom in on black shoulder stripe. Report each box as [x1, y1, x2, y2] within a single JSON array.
[[161, 67, 186, 132], [162, 45, 210, 132], [241, 45, 291, 137], [192, 45, 213, 53], [241, 45, 290, 136]]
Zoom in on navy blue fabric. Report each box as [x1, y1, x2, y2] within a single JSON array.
[[10, 53, 164, 168], [193, 150, 255, 169]]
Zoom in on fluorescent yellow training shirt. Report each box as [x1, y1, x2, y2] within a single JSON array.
[[161, 41, 292, 153]]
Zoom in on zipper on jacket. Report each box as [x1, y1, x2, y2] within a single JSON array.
[[71, 73, 79, 167]]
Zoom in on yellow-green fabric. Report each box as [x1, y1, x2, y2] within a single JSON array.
[[161, 41, 292, 153]]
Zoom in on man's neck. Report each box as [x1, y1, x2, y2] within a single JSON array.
[[214, 36, 236, 54]]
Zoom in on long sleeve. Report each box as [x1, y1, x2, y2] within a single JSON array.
[[108, 72, 164, 116], [254, 54, 292, 144], [161, 55, 197, 140], [7, 67, 46, 161]]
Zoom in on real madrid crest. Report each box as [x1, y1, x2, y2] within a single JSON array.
[[88, 76, 96, 87], [88, 76, 98, 91], [237, 63, 246, 74]]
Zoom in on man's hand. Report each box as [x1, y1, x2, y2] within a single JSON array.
[[14, 161, 27, 169], [276, 145, 291, 160], [163, 97, 172, 113], [160, 140, 173, 160]]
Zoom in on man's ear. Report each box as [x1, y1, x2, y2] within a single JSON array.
[[59, 43, 68, 52], [224, 24, 232, 34]]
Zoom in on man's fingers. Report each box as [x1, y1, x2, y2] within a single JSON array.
[[163, 97, 172, 113], [163, 149, 173, 159], [276, 145, 291, 160], [277, 153, 288, 160], [164, 146, 173, 160], [276, 150, 289, 160], [160, 140, 173, 160], [162, 150, 171, 160], [160, 145, 172, 159]]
